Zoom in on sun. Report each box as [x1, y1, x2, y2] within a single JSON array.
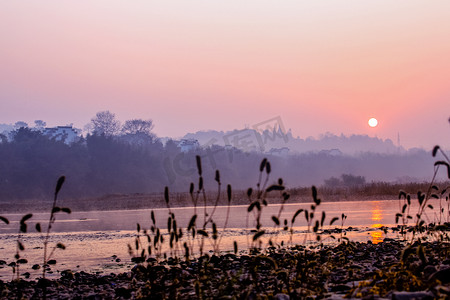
[[368, 118, 378, 128]]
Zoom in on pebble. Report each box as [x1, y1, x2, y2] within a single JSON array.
[[274, 293, 290, 300], [430, 267, 450, 284], [391, 291, 434, 300], [0, 240, 448, 299]]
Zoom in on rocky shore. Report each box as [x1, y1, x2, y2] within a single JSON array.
[[1, 238, 449, 299]]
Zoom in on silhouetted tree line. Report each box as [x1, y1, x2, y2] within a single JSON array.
[[0, 111, 442, 201], [324, 174, 366, 188]]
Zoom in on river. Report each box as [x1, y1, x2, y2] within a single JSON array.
[[0, 198, 446, 280]]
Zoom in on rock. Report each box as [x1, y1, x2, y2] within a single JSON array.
[[131, 264, 146, 274], [36, 278, 52, 288], [434, 285, 450, 297], [349, 264, 363, 269], [131, 256, 145, 263], [430, 267, 450, 284], [115, 287, 132, 299], [391, 291, 434, 300], [86, 292, 100, 300], [146, 257, 157, 263], [274, 293, 290, 300], [330, 284, 351, 292], [423, 265, 436, 279], [61, 270, 75, 280]]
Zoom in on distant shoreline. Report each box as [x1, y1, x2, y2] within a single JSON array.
[[2, 180, 442, 213], [0, 192, 403, 214]]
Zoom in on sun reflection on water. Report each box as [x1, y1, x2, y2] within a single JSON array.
[[370, 224, 384, 244], [370, 202, 384, 244]]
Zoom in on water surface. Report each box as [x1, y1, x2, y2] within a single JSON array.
[[0, 199, 444, 279]]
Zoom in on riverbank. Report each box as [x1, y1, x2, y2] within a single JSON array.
[[4, 180, 444, 214], [1, 238, 449, 299], [0, 192, 401, 214]]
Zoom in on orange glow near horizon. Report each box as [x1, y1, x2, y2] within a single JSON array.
[[0, 1, 450, 149]]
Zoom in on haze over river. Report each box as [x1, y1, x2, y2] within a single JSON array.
[[0, 199, 445, 279]]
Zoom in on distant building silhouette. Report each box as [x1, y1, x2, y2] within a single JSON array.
[[178, 139, 200, 152], [267, 147, 290, 156], [44, 126, 81, 144], [319, 148, 343, 156]]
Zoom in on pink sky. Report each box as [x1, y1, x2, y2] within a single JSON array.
[[1, 1, 449, 149]]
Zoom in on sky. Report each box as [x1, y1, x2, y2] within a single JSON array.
[[1, 1, 450, 150]]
